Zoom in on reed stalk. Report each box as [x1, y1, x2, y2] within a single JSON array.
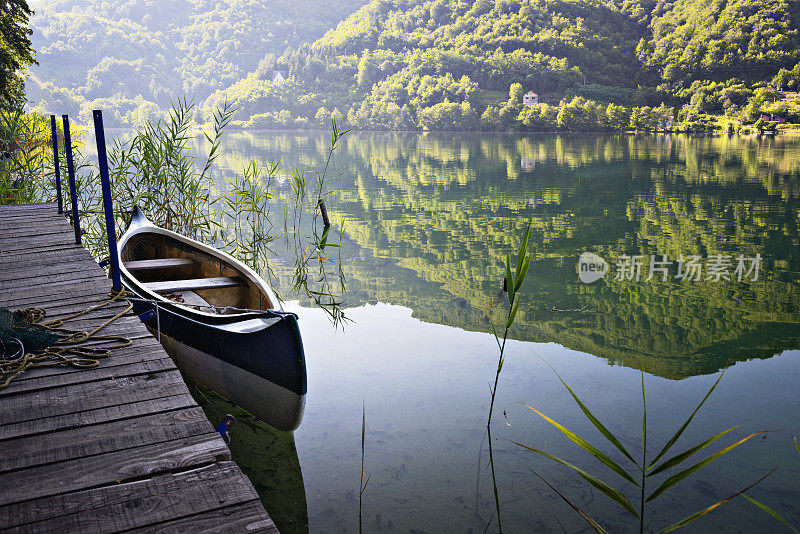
[[485, 219, 533, 533], [514, 366, 790, 532]]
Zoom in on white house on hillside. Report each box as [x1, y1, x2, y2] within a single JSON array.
[[523, 91, 538, 105], [272, 70, 286, 83]]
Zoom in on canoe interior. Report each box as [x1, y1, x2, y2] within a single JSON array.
[[122, 231, 273, 313]]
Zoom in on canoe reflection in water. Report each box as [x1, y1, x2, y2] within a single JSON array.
[[192, 379, 309, 534]]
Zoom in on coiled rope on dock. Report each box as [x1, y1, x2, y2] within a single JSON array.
[[0, 290, 133, 389]]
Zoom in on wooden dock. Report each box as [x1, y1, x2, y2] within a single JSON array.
[[0, 203, 276, 533]]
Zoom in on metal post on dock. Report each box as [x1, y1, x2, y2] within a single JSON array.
[[93, 110, 122, 293], [49, 115, 63, 214], [61, 115, 81, 244]]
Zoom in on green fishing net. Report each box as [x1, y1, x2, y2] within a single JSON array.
[[0, 307, 59, 361]]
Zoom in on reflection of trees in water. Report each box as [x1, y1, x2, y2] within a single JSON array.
[[216, 132, 800, 379]]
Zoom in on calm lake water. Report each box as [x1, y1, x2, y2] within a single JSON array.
[[187, 132, 799, 533]]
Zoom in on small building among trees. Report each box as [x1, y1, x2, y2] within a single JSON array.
[[523, 91, 539, 106], [760, 113, 786, 123]]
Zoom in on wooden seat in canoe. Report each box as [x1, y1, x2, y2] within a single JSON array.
[[143, 276, 246, 293], [124, 258, 194, 271]]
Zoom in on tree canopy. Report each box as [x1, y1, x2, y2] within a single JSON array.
[[25, 0, 800, 130], [25, 0, 367, 124], [202, 0, 800, 130], [1, 0, 37, 109]]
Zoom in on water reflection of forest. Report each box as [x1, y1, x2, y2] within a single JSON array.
[[217, 132, 800, 379]]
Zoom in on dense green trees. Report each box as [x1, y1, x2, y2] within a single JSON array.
[[198, 0, 800, 130], [772, 61, 800, 91], [25, 0, 367, 124], [1, 0, 37, 109], [641, 0, 800, 89], [27, 0, 800, 130]]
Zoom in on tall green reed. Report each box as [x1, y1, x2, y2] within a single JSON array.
[[10, 98, 351, 325], [61, 98, 234, 263], [359, 401, 369, 534], [514, 367, 785, 533], [284, 118, 351, 327], [0, 105, 51, 204], [732, 435, 800, 533], [212, 118, 351, 326], [485, 219, 533, 533], [107, 97, 235, 239], [215, 157, 280, 276]]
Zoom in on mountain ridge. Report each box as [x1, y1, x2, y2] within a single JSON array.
[[26, 0, 800, 130]]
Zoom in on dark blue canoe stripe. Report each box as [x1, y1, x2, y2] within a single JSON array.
[[127, 284, 307, 396]]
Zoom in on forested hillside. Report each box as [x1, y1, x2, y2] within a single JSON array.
[[26, 0, 800, 130], [25, 0, 368, 125], [206, 0, 800, 131]]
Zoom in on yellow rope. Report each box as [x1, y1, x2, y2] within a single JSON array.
[[0, 290, 134, 389]]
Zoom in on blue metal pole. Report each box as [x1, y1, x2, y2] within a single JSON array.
[[61, 115, 81, 245], [93, 110, 122, 293], [49, 115, 63, 214]]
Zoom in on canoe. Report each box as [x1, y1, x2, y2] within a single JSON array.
[[118, 206, 306, 431]]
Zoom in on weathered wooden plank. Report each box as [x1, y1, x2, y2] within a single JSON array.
[[0, 433, 231, 505], [0, 217, 71, 230], [0, 303, 125, 323], [0, 220, 68, 231], [0, 231, 74, 245], [0, 213, 60, 223], [0, 393, 197, 441], [0, 206, 62, 216], [0, 462, 265, 532], [0, 238, 77, 252], [0, 406, 214, 473], [2, 286, 129, 306], [145, 276, 245, 293], [0, 317, 147, 352], [0, 238, 81, 254], [126, 500, 277, 534], [0, 298, 132, 321], [0, 225, 68, 235], [0, 243, 90, 258], [0, 356, 174, 397], [0, 284, 112, 306], [0, 280, 118, 306], [0, 226, 68, 239], [4, 338, 164, 384], [0, 202, 58, 213], [0, 280, 114, 302], [0, 248, 96, 270], [0, 244, 83, 260], [0, 207, 64, 218], [0, 251, 86, 270], [9, 314, 147, 335], [0, 261, 107, 282], [5, 298, 134, 320], [0, 227, 72, 240], [0, 370, 188, 426], [49, 322, 149, 344], [1, 269, 105, 289], [124, 258, 195, 271], [0, 250, 80, 264]]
